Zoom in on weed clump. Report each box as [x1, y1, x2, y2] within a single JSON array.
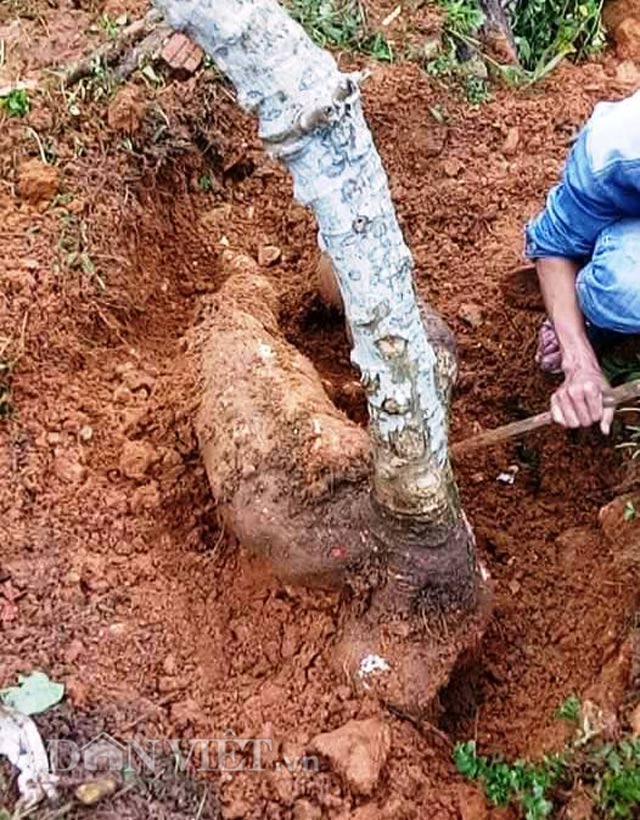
[[454, 695, 640, 820]]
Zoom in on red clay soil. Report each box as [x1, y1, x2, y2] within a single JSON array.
[[1, 2, 640, 818]]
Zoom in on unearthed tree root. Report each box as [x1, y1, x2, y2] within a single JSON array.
[[195, 252, 491, 713], [194, 252, 373, 586]]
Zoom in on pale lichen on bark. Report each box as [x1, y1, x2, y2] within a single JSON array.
[[157, 0, 462, 526]]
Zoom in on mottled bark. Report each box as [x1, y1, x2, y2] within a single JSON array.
[[156, 0, 465, 533]]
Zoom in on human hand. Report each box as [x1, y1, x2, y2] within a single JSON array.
[[550, 364, 614, 434]]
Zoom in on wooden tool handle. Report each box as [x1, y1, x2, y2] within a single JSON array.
[[451, 379, 640, 457]]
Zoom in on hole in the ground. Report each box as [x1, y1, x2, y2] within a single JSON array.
[[289, 296, 368, 425]]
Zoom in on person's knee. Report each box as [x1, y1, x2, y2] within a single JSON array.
[[577, 219, 640, 333]]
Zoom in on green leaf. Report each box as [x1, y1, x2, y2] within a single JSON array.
[[556, 693, 581, 722], [0, 88, 30, 118], [624, 501, 636, 522], [0, 671, 64, 715]]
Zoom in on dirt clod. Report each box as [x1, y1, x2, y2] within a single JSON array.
[[614, 17, 640, 60], [107, 85, 148, 134], [53, 453, 87, 484], [258, 244, 282, 266], [458, 784, 488, 820], [18, 159, 58, 205], [119, 440, 159, 480], [502, 127, 520, 157], [458, 302, 484, 328], [310, 717, 391, 796]]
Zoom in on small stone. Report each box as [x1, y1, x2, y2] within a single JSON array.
[[53, 455, 87, 484], [309, 717, 391, 796], [108, 621, 128, 636], [458, 301, 484, 328], [79, 425, 93, 442], [443, 157, 464, 178], [508, 579, 521, 595], [502, 126, 520, 157], [120, 440, 158, 480], [75, 777, 118, 806], [422, 35, 442, 59], [258, 244, 282, 267], [18, 159, 59, 206]]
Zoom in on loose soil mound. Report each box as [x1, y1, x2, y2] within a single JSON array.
[[1, 2, 639, 818]]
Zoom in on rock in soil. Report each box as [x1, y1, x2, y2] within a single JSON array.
[[309, 717, 391, 796], [107, 85, 148, 134], [75, 776, 118, 805], [18, 159, 59, 206]]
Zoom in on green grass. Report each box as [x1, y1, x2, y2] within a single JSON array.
[[454, 696, 640, 819], [0, 88, 30, 117], [287, 0, 393, 61]]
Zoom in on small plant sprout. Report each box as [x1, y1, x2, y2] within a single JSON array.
[[556, 693, 581, 723], [624, 501, 637, 522], [198, 174, 214, 192], [99, 14, 121, 38], [0, 87, 31, 117]]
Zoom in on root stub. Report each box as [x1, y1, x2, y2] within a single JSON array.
[[194, 251, 490, 712]]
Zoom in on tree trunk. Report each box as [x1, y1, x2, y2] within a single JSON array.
[[158, 0, 489, 710], [158, 0, 463, 533]]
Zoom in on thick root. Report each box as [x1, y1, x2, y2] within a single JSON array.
[[334, 515, 491, 716], [194, 252, 372, 585], [334, 574, 491, 716]]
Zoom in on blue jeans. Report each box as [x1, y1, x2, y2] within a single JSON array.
[[577, 218, 640, 337]]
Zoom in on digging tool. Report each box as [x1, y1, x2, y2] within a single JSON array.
[[452, 379, 640, 457]]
